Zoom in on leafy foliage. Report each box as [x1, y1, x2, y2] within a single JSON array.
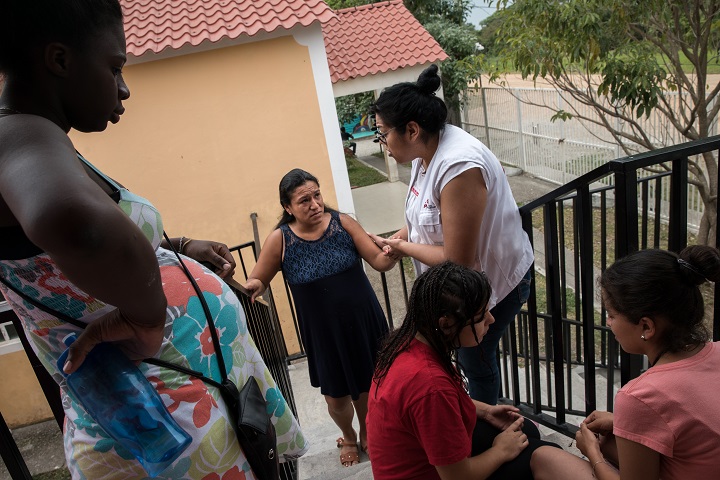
[[475, 5, 510, 57], [490, 0, 720, 244], [423, 17, 484, 117], [404, 0, 472, 25], [335, 91, 375, 125], [404, 1, 484, 124], [324, 0, 368, 9]]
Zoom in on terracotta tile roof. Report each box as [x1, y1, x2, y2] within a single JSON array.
[[323, 0, 448, 84], [121, 0, 336, 57]]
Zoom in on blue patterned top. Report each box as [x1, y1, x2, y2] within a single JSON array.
[[280, 211, 359, 285]]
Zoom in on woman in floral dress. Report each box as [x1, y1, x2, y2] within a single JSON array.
[[0, 1, 306, 478]]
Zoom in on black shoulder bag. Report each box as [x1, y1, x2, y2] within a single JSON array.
[[0, 234, 279, 480]]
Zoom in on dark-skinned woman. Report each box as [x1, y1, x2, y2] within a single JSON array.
[[0, 1, 306, 477]]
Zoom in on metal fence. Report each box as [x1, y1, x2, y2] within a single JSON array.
[[506, 135, 720, 435], [462, 86, 719, 231]]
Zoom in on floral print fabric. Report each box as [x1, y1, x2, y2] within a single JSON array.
[[0, 156, 307, 479]]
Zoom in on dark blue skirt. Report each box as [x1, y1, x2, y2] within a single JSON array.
[[289, 261, 389, 400]]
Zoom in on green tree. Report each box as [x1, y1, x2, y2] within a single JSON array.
[[475, 4, 511, 57], [335, 91, 375, 125], [405, 1, 482, 125], [492, 0, 720, 245], [324, 0, 368, 9]]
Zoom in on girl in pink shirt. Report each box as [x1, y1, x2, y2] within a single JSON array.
[[569, 246, 720, 479]]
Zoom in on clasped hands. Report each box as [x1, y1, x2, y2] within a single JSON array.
[[477, 403, 530, 460], [368, 232, 406, 261], [575, 410, 614, 458]]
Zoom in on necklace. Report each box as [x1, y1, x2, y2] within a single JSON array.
[[649, 347, 670, 368]]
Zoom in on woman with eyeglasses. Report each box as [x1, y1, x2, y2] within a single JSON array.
[[369, 64, 533, 406], [367, 261, 585, 480]]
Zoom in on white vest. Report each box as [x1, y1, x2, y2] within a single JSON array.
[[405, 125, 534, 308]]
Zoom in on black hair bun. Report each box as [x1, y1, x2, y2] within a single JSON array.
[[416, 64, 441, 95]]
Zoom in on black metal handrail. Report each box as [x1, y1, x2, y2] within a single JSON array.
[[260, 136, 720, 439], [507, 134, 720, 435]]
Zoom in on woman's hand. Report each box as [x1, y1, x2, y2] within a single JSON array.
[[380, 237, 406, 260], [583, 410, 614, 435], [63, 308, 165, 374], [575, 422, 603, 460], [491, 417, 528, 462], [183, 239, 236, 278], [368, 233, 406, 261], [242, 278, 267, 303], [481, 404, 522, 431]]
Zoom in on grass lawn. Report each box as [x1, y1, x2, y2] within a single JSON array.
[[346, 155, 387, 188], [655, 51, 720, 75], [33, 469, 71, 480]]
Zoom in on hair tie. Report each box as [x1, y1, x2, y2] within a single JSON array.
[[678, 258, 707, 282]]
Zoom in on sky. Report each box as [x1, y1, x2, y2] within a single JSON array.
[[467, 1, 501, 28]]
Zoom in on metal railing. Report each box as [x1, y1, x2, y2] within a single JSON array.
[[258, 136, 720, 439], [499, 135, 720, 436]]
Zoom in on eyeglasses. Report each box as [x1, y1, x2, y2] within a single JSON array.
[[374, 126, 396, 144]]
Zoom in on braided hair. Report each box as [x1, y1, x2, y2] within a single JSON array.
[[373, 261, 492, 390], [600, 245, 720, 355], [370, 64, 447, 141]]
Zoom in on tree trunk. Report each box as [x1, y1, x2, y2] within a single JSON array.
[[447, 103, 462, 127]]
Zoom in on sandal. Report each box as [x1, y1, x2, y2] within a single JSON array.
[[336, 437, 360, 467]]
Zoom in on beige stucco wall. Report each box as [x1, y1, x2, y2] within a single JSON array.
[[0, 349, 53, 427], [69, 35, 335, 356]]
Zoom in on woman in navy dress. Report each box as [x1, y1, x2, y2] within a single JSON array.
[[244, 168, 396, 467]]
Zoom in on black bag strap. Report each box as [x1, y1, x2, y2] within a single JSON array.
[[161, 232, 230, 383], [0, 233, 231, 391]]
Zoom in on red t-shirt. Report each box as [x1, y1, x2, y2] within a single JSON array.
[[614, 342, 720, 479], [367, 339, 476, 479]]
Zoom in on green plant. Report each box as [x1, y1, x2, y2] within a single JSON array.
[[33, 468, 71, 480], [492, 0, 720, 245], [346, 157, 386, 187]]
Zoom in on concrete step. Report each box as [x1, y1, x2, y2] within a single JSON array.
[[298, 447, 373, 480]]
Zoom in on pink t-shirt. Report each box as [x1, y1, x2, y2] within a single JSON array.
[[367, 339, 476, 480], [614, 342, 720, 478]]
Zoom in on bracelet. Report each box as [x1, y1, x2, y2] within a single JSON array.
[[179, 237, 193, 254], [591, 459, 608, 478]]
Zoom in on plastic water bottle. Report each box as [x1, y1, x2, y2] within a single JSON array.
[[57, 335, 191, 477]]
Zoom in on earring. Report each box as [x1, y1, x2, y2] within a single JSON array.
[[641, 335, 646, 341]]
